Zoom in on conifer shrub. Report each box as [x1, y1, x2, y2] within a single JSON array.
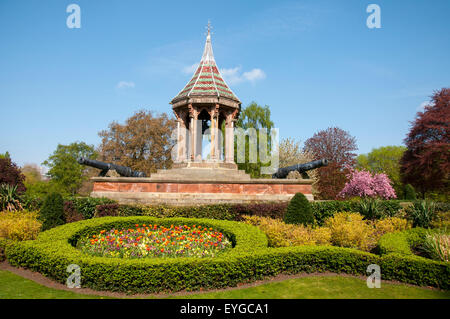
[[284, 193, 314, 225], [404, 184, 417, 200], [39, 193, 65, 230]]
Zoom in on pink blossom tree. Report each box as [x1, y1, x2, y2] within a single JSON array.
[[338, 167, 397, 199]]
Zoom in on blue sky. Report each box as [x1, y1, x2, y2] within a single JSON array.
[[1, 0, 449, 168]]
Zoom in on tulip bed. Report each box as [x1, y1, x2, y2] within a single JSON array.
[[77, 223, 232, 258], [4, 217, 450, 293]]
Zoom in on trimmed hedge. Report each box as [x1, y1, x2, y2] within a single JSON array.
[[116, 202, 287, 221], [5, 217, 450, 292], [376, 228, 450, 288]]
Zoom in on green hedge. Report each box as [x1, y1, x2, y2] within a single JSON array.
[[5, 217, 450, 292], [311, 200, 405, 225], [376, 228, 450, 288]]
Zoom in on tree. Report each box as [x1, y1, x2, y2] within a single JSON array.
[[235, 102, 274, 178], [304, 127, 357, 199], [400, 88, 450, 197], [0, 156, 26, 193], [338, 167, 396, 199], [278, 137, 319, 190], [42, 142, 97, 195], [0, 151, 11, 159], [98, 110, 176, 176], [356, 146, 406, 198], [22, 164, 43, 185]]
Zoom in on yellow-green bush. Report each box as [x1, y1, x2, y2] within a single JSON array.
[[242, 213, 410, 252], [324, 212, 375, 251], [241, 215, 331, 247], [373, 217, 411, 239], [0, 210, 42, 241]]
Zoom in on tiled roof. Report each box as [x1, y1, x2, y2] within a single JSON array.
[[172, 31, 240, 103]]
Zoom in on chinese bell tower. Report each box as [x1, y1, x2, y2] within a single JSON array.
[[170, 22, 241, 169]]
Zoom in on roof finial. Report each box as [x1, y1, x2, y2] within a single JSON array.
[[205, 20, 213, 37]]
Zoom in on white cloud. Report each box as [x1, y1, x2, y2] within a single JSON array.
[[242, 68, 266, 82], [180, 63, 266, 85], [219, 67, 266, 85], [116, 81, 135, 89], [219, 67, 243, 85], [182, 63, 198, 74], [417, 101, 434, 112]]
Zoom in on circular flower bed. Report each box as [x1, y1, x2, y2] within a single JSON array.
[[78, 223, 231, 258]]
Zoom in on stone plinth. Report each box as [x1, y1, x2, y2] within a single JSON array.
[[91, 169, 313, 205]]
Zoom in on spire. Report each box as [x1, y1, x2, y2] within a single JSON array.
[[171, 23, 240, 104], [201, 20, 215, 64]]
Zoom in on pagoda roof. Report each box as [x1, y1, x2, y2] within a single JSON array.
[[171, 29, 240, 105]]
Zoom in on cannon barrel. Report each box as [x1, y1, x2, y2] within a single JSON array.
[[77, 157, 146, 178], [272, 159, 328, 179]]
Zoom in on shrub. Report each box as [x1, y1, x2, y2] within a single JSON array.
[[431, 211, 450, 229], [242, 215, 331, 247], [357, 198, 382, 220], [338, 168, 396, 199], [422, 230, 449, 262], [232, 202, 287, 220], [372, 217, 411, 240], [39, 193, 65, 231], [404, 184, 417, 200], [68, 197, 117, 219], [311, 201, 358, 225], [0, 210, 42, 241], [407, 200, 436, 228], [20, 194, 43, 211], [63, 201, 84, 223], [324, 212, 375, 251], [94, 203, 119, 217], [0, 184, 23, 211], [117, 202, 287, 221], [311, 200, 403, 225], [284, 193, 314, 225]]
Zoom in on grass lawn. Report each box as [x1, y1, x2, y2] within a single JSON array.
[[0, 269, 449, 299]]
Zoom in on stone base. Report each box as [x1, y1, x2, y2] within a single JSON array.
[[91, 174, 313, 206], [172, 162, 238, 170]]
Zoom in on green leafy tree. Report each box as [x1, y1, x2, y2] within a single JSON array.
[[42, 142, 97, 195], [356, 146, 406, 198], [235, 102, 274, 178], [0, 151, 11, 159]]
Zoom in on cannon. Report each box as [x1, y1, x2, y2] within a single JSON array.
[[77, 157, 147, 178], [272, 159, 328, 179]]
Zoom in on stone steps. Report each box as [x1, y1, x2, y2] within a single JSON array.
[[150, 168, 251, 181]]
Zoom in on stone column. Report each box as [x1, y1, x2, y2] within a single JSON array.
[[225, 114, 234, 163], [210, 105, 219, 161], [188, 104, 196, 162], [178, 118, 187, 162]]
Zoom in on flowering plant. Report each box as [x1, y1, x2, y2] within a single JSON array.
[[77, 223, 231, 258], [338, 167, 396, 199]]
